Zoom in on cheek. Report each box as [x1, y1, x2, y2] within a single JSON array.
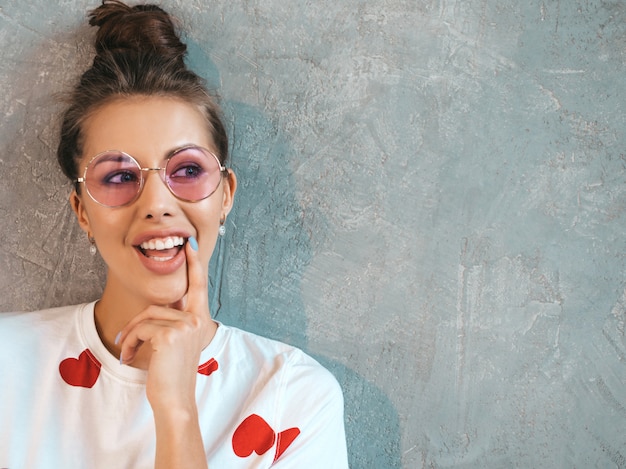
[[87, 209, 130, 245], [187, 204, 222, 257], [199, 220, 220, 255], [189, 190, 223, 224]]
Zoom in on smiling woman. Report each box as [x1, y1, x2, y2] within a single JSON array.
[[0, 1, 348, 468], [72, 97, 227, 307]]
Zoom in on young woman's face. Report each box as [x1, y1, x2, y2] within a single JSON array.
[[71, 96, 236, 306]]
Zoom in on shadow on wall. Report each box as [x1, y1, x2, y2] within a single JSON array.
[[318, 356, 403, 469], [191, 44, 402, 465], [210, 98, 402, 469]]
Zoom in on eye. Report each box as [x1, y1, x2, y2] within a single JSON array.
[[88, 152, 141, 187], [104, 170, 139, 184], [170, 163, 205, 180]]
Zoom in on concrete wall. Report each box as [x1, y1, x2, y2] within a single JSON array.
[[1, 1, 625, 467]]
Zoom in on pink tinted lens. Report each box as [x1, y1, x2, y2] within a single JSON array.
[[85, 152, 141, 207], [165, 147, 222, 201]]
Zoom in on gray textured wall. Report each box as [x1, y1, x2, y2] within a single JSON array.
[[1, 1, 625, 468]]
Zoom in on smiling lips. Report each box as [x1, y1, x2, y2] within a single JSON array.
[[138, 235, 185, 262]]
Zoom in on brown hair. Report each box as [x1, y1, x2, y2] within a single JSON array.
[[57, 0, 228, 186]]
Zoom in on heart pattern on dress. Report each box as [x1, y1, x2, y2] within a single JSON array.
[[197, 357, 219, 376], [232, 413, 300, 462], [274, 427, 301, 461], [59, 349, 101, 388]]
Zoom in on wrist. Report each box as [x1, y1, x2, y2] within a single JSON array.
[[153, 403, 207, 469], [152, 398, 198, 425]]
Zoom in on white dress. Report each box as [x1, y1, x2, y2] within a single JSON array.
[[0, 302, 348, 468]]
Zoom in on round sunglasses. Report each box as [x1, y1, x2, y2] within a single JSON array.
[[75, 145, 226, 207]]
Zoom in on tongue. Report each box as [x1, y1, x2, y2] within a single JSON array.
[[143, 247, 180, 258]]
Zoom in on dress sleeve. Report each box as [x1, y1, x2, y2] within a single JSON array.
[[269, 352, 349, 468]]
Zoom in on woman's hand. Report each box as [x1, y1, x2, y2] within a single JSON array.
[[116, 237, 213, 468]]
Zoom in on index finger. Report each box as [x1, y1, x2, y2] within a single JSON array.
[[180, 235, 209, 314]]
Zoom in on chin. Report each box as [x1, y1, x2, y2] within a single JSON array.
[[144, 280, 188, 307]]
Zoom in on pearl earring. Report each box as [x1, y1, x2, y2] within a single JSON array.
[[88, 235, 97, 255], [219, 217, 226, 236]]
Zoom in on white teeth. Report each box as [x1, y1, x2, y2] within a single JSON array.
[[149, 254, 175, 262], [139, 236, 185, 251]]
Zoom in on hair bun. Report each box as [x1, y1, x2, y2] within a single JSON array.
[[88, 0, 186, 65]]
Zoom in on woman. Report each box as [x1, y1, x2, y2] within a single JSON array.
[[0, 1, 348, 468]]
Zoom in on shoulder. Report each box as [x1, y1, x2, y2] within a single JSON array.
[[216, 323, 301, 359], [0, 303, 85, 324], [0, 303, 93, 391], [215, 323, 344, 410], [0, 303, 89, 343], [218, 323, 339, 381]]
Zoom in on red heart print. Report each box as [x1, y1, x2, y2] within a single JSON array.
[[274, 427, 301, 462], [59, 349, 101, 388], [232, 414, 276, 457], [197, 358, 219, 376], [232, 414, 300, 461]]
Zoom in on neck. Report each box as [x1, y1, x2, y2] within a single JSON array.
[[94, 274, 188, 369], [93, 285, 137, 365]]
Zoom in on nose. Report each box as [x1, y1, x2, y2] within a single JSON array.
[[136, 169, 177, 219]]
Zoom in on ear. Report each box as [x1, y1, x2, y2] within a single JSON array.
[[221, 169, 237, 218], [70, 190, 92, 235]]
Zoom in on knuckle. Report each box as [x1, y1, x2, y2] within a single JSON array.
[[158, 327, 178, 345], [188, 315, 203, 329]]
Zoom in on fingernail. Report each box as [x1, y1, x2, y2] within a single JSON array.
[[189, 236, 198, 251], [114, 331, 121, 345], [119, 353, 124, 365]]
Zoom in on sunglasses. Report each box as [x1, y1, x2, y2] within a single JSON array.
[[75, 145, 227, 207]]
